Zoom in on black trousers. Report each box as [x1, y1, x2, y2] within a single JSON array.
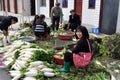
[[64, 51, 73, 64], [46, 27, 50, 34], [52, 16, 60, 31]]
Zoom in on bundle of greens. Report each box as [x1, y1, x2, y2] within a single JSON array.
[[31, 49, 55, 63]]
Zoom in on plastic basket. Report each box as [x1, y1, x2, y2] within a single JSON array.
[[57, 33, 74, 40], [53, 50, 64, 65]]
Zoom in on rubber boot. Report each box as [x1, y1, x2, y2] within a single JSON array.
[[60, 61, 70, 73]]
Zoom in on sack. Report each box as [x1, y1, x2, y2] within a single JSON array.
[[73, 39, 93, 67]]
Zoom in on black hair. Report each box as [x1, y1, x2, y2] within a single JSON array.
[[56, 3, 60, 6], [12, 17, 18, 22], [33, 15, 39, 25], [76, 26, 89, 39], [39, 14, 45, 21], [70, 9, 75, 13]]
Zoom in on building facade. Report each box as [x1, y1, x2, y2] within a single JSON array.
[[1, 0, 120, 34], [35, 0, 101, 26], [1, 0, 35, 16]]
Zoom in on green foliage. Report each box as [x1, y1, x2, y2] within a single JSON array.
[[20, 31, 26, 36], [96, 42, 110, 57], [20, 63, 30, 75], [7, 50, 20, 69], [14, 50, 20, 59], [36, 71, 44, 80], [84, 72, 110, 80], [20, 29, 33, 36], [30, 43, 39, 48], [102, 34, 120, 59], [23, 21, 31, 27], [31, 49, 55, 63], [7, 60, 15, 69], [40, 42, 53, 49]]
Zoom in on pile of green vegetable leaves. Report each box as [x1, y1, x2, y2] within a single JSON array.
[[31, 49, 55, 63]]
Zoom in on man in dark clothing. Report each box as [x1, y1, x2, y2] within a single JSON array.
[[51, 3, 63, 31], [0, 16, 18, 45], [67, 9, 81, 32]]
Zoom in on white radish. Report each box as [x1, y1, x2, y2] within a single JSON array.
[[11, 75, 21, 80], [27, 68, 37, 71], [12, 65, 19, 71], [15, 63, 22, 70], [30, 61, 43, 66], [29, 69, 37, 72], [38, 65, 47, 69], [16, 60, 26, 68], [44, 72, 55, 77], [23, 77, 36, 80], [41, 68, 53, 72], [10, 73, 21, 77], [25, 71, 37, 77]]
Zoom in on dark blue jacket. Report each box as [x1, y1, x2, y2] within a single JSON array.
[[0, 16, 13, 31]]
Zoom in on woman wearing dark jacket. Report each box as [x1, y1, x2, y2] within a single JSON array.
[[0, 16, 18, 45], [60, 26, 92, 72], [67, 9, 81, 32]]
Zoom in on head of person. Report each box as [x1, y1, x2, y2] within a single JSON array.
[[76, 26, 89, 39], [39, 14, 45, 21], [11, 17, 18, 24], [34, 15, 39, 21], [55, 3, 60, 8], [70, 9, 75, 16]]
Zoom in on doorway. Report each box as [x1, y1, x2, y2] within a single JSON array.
[[50, 0, 54, 17], [30, 0, 35, 15], [75, 0, 82, 20]]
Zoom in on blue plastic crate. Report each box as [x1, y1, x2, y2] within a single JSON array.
[[90, 26, 99, 34]]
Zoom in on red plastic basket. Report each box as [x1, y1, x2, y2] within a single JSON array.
[[53, 55, 64, 65], [57, 33, 74, 40], [53, 50, 64, 65]]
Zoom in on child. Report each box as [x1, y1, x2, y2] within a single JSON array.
[[34, 14, 50, 40]]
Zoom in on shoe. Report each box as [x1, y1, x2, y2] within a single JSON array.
[[60, 61, 70, 73]]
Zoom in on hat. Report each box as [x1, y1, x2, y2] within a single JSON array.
[[56, 2, 60, 6], [70, 9, 75, 13]]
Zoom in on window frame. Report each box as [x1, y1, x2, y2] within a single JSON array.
[[62, 0, 68, 8], [88, 0, 96, 9], [40, 0, 46, 7]]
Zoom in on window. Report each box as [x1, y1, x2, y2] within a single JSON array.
[[41, 0, 46, 7], [88, 0, 96, 9], [62, 0, 68, 8]]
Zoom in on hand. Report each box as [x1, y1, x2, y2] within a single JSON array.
[[67, 26, 69, 30], [3, 30, 8, 36]]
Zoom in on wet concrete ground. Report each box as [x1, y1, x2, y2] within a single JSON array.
[[0, 69, 11, 80]]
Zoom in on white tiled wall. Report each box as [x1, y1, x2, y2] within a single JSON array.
[[9, 0, 14, 13], [62, 0, 74, 21], [24, 0, 30, 16], [39, 0, 50, 18], [82, 0, 101, 27], [17, 0, 22, 14]]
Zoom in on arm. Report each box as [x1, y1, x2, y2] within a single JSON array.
[[67, 15, 71, 29], [60, 8, 63, 23], [77, 15, 81, 26], [51, 7, 54, 22], [71, 39, 84, 53]]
